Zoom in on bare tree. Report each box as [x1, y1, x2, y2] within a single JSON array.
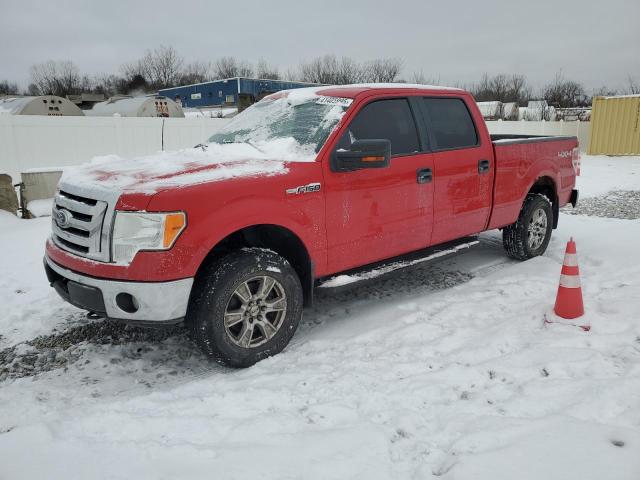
[[121, 60, 146, 86], [506, 74, 531, 104], [255, 59, 280, 79], [362, 58, 402, 83], [299, 55, 340, 84], [236, 61, 253, 78], [471, 73, 491, 101], [591, 86, 618, 97], [29, 60, 83, 96], [411, 71, 440, 85], [335, 57, 364, 84], [299, 55, 399, 84], [147, 45, 184, 89], [212, 57, 235, 78], [93, 73, 136, 96], [472, 73, 531, 104], [473, 74, 508, 102], [180, 61, 211, 85], [543, 71, 588, 108], [0, 80, 19, 95], [282, 67, 301, 82], [213, 57, 253, 79], [122, 45, 184, 90], [627, 75, 640, 95]]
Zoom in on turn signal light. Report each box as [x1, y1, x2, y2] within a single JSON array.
[[163, 213, 186, 248]]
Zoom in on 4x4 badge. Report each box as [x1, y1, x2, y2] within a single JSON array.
[[286, 183, 321, 195]]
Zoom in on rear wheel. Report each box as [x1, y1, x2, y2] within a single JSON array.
[[187, 248, 303, 367], [503, 194, 553, 260]]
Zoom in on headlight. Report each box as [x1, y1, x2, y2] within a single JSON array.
[[112, 211, 186, 264]]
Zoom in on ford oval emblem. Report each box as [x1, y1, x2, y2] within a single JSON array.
[[55, 209, 72, 229]]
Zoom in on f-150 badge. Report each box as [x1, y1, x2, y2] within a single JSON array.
[[286, 183, 321, 195]]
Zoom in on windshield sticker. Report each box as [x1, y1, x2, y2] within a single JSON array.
[[315, 96, 353, 107]]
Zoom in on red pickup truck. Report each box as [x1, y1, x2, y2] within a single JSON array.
[[44, 84, 579, 367]]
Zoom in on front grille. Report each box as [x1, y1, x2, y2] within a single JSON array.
[[52, 190, 109, 260]]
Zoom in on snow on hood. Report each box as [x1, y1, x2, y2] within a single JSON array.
[[61, 138, 312, 194]]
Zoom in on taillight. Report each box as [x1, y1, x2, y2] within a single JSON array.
[[572, 147, 581, 176]]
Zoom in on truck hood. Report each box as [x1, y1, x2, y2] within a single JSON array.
[[59, 139, 314, 197]]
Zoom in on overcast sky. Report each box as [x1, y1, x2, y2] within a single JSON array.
[[1, 0, 639, 92]]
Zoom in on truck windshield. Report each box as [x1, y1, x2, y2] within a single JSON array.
[[208, 93, 351, 156]]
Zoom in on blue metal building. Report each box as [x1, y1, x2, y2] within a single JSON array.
[[158, 77, 319, 108]]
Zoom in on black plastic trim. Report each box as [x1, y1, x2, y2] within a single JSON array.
[[417, 167, 433, 184], [45, 259, 107, 314], [491, 134, 577, 146], [570, 189, 579, 208]]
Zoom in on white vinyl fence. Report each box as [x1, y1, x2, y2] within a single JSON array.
[[486, 120, 591, 151], [0, 115, 230, 182], [0, 115, 591, 183]]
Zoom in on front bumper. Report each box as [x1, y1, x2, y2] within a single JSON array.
[[44, 255, 193, 324]]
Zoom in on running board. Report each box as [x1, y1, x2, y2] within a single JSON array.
[[317, 237, 479, 289]]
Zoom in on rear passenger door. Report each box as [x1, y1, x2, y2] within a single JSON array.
[[419, 97, 494, 244], [323, 97, 435, 273]]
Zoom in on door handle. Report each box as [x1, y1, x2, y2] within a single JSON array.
[[478, 159, 490, 174], [417, 168, 432, 184]]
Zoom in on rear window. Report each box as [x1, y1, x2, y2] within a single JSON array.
[[422, 98, 478, 150]]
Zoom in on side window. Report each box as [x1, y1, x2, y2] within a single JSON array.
[[422, 98, 478, 150], [338, 98, 420, 156]]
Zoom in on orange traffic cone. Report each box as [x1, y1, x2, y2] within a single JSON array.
[[548, 238, 588, 330]]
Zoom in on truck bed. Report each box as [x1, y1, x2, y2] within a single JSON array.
[[487, 134, 579, 231]]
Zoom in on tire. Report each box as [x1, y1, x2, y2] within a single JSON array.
[[186, 248, 303, 367], [503, 193, 553, 260]]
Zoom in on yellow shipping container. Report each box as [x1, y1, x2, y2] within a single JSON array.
[[588, 95, 640, 155]]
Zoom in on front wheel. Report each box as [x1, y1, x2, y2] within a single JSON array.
[[187, 248, 303, 367], [503, 193, 553, 260]]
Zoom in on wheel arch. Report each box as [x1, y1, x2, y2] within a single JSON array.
[[194, 224, 314, 307], [528, 176, 559, 228]]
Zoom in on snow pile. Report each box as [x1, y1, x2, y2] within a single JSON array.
[[183, 107, 237, 118], [27, 198, 53, 217], [60, 140, 296, 194]]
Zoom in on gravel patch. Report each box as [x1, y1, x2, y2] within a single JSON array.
[[562, 190, 640, 220], [0, 320, 196, 382]]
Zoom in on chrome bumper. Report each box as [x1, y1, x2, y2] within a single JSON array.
[[44, 256, 193, 324]]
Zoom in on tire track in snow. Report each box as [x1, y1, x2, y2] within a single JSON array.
[[0, 235, 512, 396]]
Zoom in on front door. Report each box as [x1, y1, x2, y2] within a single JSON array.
[[323, 97, 435, 274]]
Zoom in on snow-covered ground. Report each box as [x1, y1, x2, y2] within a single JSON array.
[[183, 106, 238, 118], [1, 155, 640, 480]]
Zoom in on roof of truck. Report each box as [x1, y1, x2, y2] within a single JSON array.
[[264, 84, 465, 104], [315, 83, 464, 98]]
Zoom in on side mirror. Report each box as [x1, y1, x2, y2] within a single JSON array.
[[331, 139, 391, 172]]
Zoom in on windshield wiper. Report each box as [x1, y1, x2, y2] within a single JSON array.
[[245, 139, 265, 153], [211, 139, 265, 154]]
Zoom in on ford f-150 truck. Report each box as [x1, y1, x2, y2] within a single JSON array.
[[44, 84, 579, 367]]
